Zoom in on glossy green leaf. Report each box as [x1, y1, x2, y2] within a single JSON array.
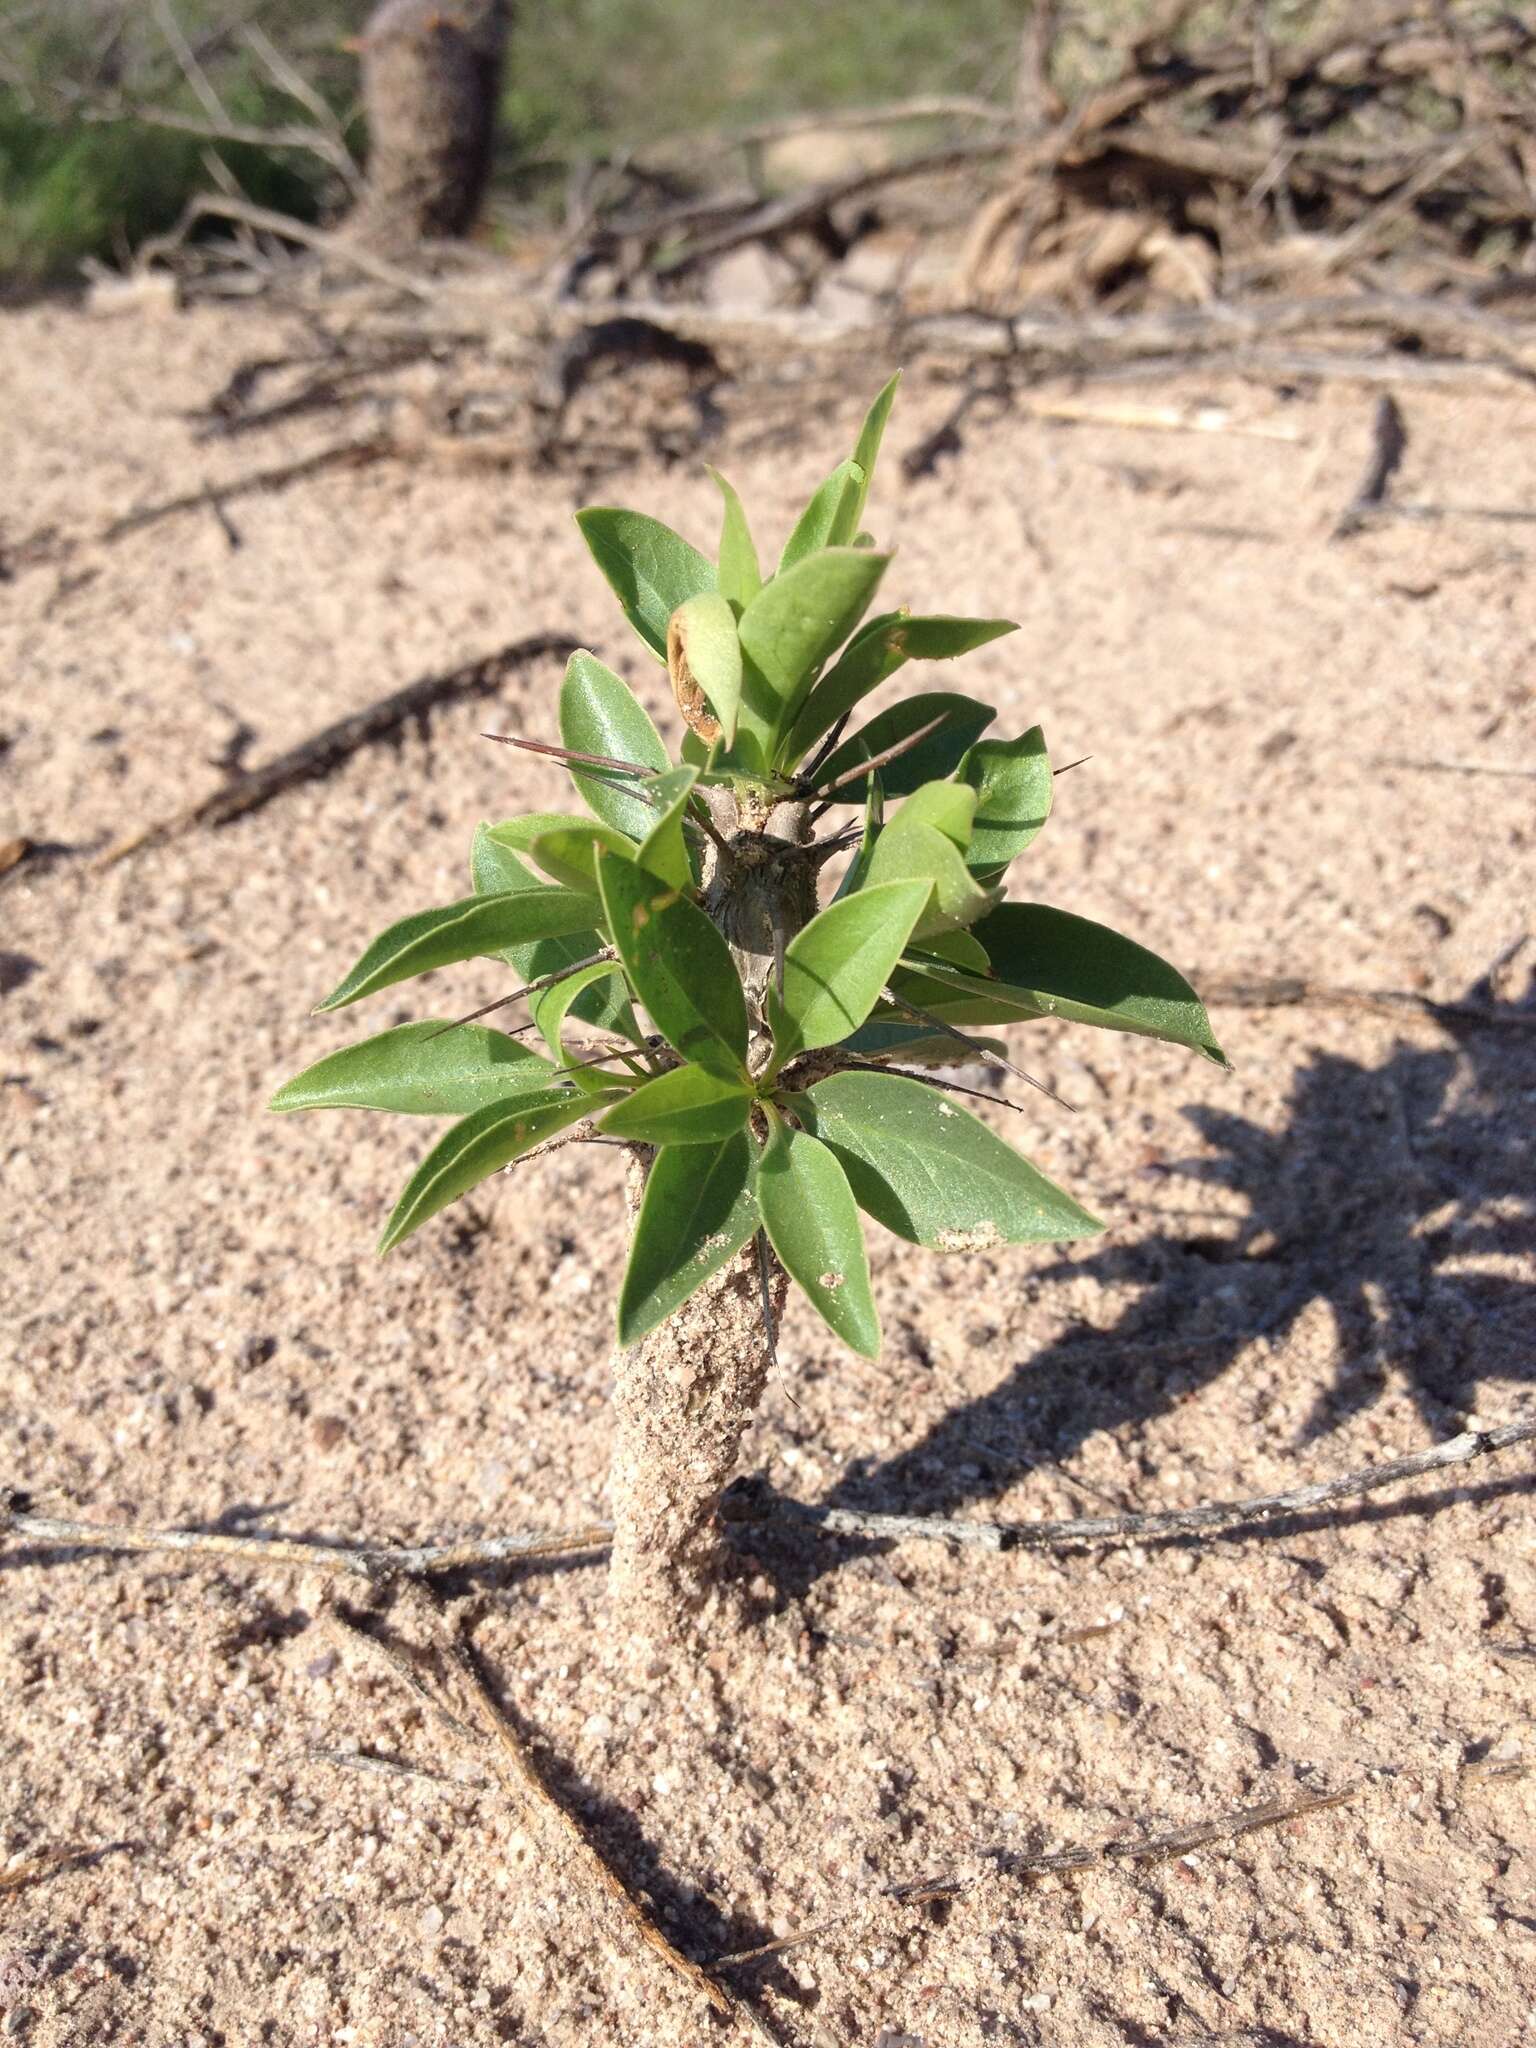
[[838, 1012, 1008, 1065], [708, 468, 762, 608], [470, 825, 638, 1041], [831, 772, 885, 904], [783, 614, 1015, 765], [596, 850, 749, 1080], [846, 371, 900, 537], [523, 819, 640, 892], [558, 650, 671, 839], [575, 508, 716, 658], [863, 816, 1001, 942], [635, 765, 700, 891], [798, 1070, 1102, 1249], [910, 927, 991, 972], [531, 960, 636, 1091], [316, 887, 602, 1012], [758, 1119, 879, 1357], [969, 903, 1228, 1063], [961, 726, 1051, 875], [379, 1089, 608, 1253], [765, 880, 930, 1072], [667, 593, 741, 746], [737, 546, 891, 754], [270, 1022, 555, 1118], [896, 778, 977, 850], [779, 459, 864, 573], [598, 1063, 751, 1145], [616, 1133, 759, 1346], [814, 692, 995, 804]]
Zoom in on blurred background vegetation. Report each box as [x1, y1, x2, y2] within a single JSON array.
[[0, 0, 1365, 286]]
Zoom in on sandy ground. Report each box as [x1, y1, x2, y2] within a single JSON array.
[[2, 297, 1535, 2048]]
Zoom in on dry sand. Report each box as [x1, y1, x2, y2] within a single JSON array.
[[2, 299, 1534, 2047]]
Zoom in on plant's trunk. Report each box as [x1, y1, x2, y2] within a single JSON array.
[[348, 0, 509, 252], [605, 793, 813, 1637], [607, 1155, 787, 1635]]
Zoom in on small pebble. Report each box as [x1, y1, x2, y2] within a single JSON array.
[[419, 1904, 444, 1937]]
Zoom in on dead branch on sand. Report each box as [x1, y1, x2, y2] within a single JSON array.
[[7, 1417, 1532, 1577], [95, 633, 577, 869]]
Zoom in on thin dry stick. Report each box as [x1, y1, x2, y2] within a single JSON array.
[[0, 1845, 106, 1895], [715, 1780, 1371, 1968], [7, 1419, 1532, 1577], [331, 1587, 734, 2019], [1373, 758, 1536, 782], [752, 1418, 1536, 1554], [96, 634, 577, 868]]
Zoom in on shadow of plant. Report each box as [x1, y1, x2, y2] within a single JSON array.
[[757, 963, 1534, 1573]]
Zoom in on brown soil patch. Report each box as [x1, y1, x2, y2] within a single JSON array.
[[3, 300, 1534, 2046]]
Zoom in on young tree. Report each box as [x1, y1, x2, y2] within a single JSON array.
[[272, 381, 1225, 1635]]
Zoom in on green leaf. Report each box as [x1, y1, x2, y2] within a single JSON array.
[[667, 593, 742, 747], [784, 614, 1015, 765], [736, 546, 891, 756], [846, 372, 900, 536], [838, 1012, 1008, 1064], [961, 726, 1052, 874], [270, 1022, 555, 1117], [598, 1063, 752, 1144], [831, 772, 885, 903], [596, 850, 749, 1081], [531, 961, 635, 1090], [316, 887, 602, 1012], [970, 903, 1228, 1063], [575, 508, 716, 659], [765, 880, 930, 1073], [616, 1133, 759, 1346], [635, 765, 700, 891], [471, 824, 638, 1041], [758, 1118, 879, 1357], [814, 692, 995, 803], [863, 816, 1001, 943], [379, 1089, 606, 1253], [708, 468, 762, 608], [896, 778, 977, 850], [798, 1070, 1102, 1249], [558, 650, 670, 839], [779, 458, 864, 573], [522, 818, 640, 892]]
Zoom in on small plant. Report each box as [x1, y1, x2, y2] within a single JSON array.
[[271, 378, 1225, 1634]]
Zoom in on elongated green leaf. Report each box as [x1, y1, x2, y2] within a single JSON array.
[[962, 726, 1051, 874], [558, 650, 671, 839], [635, 765, 699, 891], [910, 927, 991, 972], [838, 1011, 1008, 1064], [270, 1022, 555, 1117], [667, 592, 742, 747], [737, 546, 891, 754], [896, 778, 977, 850], [481, 813, 637, 892], [616, 1133, 759, 1345], [765, 880, 930, 1072], [470, 824, 542, 897], [798, 1070, 1102, 1249], [596, 851, 749, 1080], [846, 372, 900, 537], [970, 903, 1228, 1063], [380, 1089, 607, 1253], [531, 961, 635, 1091], [784, 616, 1015, 764], [598, 1063, 751, 1144], [831, 772, 885, 904], [863, 817, 1000, 942], [316, 887, 602, 1012], [471, 823, 638, 1040], [524, 819, 640, 892], [815, 692, 995, 804], [708, 468, 762, 608], [575, 508, 716, 658], [758, 1119, 879, 1357], [779, 459, 864, 573]]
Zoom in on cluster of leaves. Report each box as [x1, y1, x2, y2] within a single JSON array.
[[272, 379, 1223, 1358]]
